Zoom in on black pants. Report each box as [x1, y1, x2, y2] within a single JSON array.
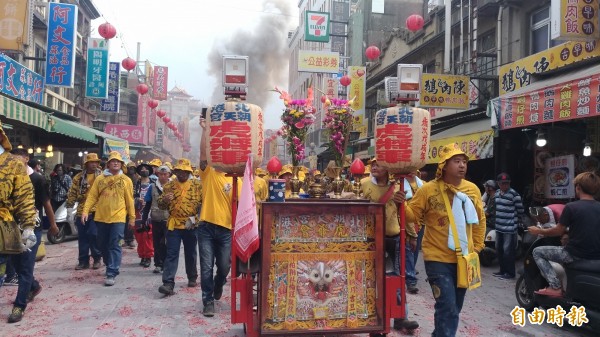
[[152, 220, 167, 267]]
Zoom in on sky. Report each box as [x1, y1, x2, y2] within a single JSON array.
[[92, 0, 298, 130]]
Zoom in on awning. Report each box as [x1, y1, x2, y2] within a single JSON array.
[[0, 95, 49, 130], [489, 63, 600, 130], [49, 116, 98, 143], [49, 116, 127, 144], [427, 118, 494, 164]]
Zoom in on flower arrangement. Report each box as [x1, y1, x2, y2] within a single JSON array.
[[322, 97, 355, 168], [274, 87, 316, 166]]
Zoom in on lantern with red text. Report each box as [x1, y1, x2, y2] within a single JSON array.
[[365, 46, 380, 61], [121, 57, 136, 72], [148, 99, 159, 109], [162, 116, 171, 123], [98, 22, 117, 40], [136, 83, 149, 95], [156, 110, 166, 118], [204, 101, 264, 174], [406, 14, 424, 32], [374, 106, 430, 174], [340, 75, 351, 87]]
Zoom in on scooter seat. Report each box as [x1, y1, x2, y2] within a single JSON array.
[[567, 259, 600, 273]]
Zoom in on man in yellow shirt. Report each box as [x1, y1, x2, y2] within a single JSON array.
[[66, 153, 102, 270], [360, 158, 419, 331], [157, 159, 202, 296], [198, 118, 241, 317], [394, 143, 485, 337], [82, 151, 135, 286]]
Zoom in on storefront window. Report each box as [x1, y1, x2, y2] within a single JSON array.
[[531, 6, 559, 54]]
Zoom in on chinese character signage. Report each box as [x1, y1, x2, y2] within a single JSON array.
[[85, 38, 109, 98], [305, 11, 330, 42], [0, 53, 44, 104], [207, 101, 263, 174], [428, 130, 493, 164], [421, 74, 470, 109], [45, 2, 77, 87], [325, 76, 338, 98], [497, 73, 599, 129], [0, 0, 31, 51], [100, 62, 120, 113], [499, 40, 600, 95], [349, 66, 367, 138], [374, 106, 430, 174], [551, 0, 599, 41], [545, 155, 575, 199], [104, 123, 145, 144], [137, 93, 150, 130], [298, 50, 340, 74], [153, 66, 168, 100]]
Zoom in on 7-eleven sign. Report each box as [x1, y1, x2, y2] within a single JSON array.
[[305, 11, 330, 42]]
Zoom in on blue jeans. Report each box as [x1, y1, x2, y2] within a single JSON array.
[[76, 213, 101, 265], [13, 229, 42, 309], [425, 261, 467, 337], [96, 222, 125, 278], [162, 228, 198, 285], [197, 221, 231, 305], [405, 245, 417, 287], [533, 246, 577, 289], [496, 231, 517, 277]]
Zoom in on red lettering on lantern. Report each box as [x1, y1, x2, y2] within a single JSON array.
[[209, 121, 252, 164], [376, 124, 413, 163]]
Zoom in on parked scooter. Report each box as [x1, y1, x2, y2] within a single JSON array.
[[479, 219, 532, 267], [47, 202, 78, 244], [515, 205, 600, 330]]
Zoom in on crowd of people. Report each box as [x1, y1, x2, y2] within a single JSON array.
[[1, 117, 600, 336]]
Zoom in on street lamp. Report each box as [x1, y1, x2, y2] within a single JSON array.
[[91, 119, 108, 131]]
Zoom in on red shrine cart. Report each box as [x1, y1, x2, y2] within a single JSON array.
[[229, 194, 410, 337]]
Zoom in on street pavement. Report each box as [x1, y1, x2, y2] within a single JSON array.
[[0, 236, 595, 337]]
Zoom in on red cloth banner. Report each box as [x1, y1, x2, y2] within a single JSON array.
[[153, 66, 168, 101], [233, 155, 259, 263], [105, 123, 145, 144]]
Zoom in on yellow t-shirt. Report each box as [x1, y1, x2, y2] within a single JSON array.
[[199, 166, 242, 229], [405, 178, 486, 263], [82, 173, 135, 224], [360, 177, 417, 237]]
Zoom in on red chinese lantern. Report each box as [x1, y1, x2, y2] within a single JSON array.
[[147, 99, 159, 109], [167, 122, 176, 130], [98, 22, 117, 40], [136, 83, 148, 95], [374, 106, 430, 174], [350, 158, 366, 175], [340, 75, 351, 87], [406, 14, 424, 32], [162, 116, 170, 123], [267, 156, 282, 175], [320, 95, 327, 103], [365, 46, 381, 61], [121, 57, 136, 72], [205, 101, 264, 174], [156, 110, 166, 118]]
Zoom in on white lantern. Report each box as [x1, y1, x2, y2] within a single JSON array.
[[374, 105, 431, 174], [205, 100, 264, 174]]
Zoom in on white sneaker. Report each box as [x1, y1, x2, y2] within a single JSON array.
[[104, 277, 115, 286]]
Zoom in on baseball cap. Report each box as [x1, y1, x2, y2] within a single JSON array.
[[496, 173, 511, 182]]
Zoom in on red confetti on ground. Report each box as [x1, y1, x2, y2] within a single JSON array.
[[72, 314, 83, 321], [138, 324, 160, 336], [97, 322, 116, 330], [118, 305, 134, 317]]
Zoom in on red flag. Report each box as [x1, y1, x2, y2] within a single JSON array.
[[233, 154, 259, 262]]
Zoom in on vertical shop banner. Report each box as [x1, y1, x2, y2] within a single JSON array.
[[325, 76, 339, 98], [0, 0, 31, 51], [153, 66, 168, 100], [499, 40, 600, 95], [348, 66, 367, 138], [420, 74, 470, 109], [0, 54, 44, 104], [45, 2, 77, 87], [85, 38, 109, 98], [545, 155, 575, 199], [103, 138, 131, 163], [551, 0, 599, 41], [104, 123, 145, 144], [100, 62, 120, 113], [137, 93, 150, 128], [305, 11, 330, 42]]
